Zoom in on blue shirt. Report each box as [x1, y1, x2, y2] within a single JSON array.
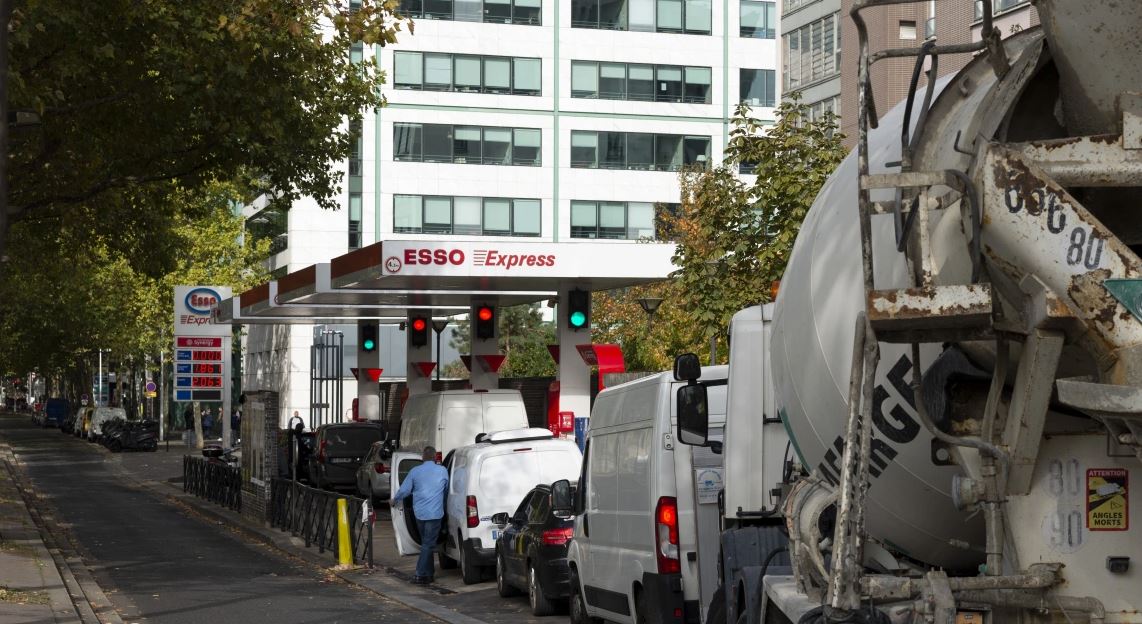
[[393, 461, 449, 520]]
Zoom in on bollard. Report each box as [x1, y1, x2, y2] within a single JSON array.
[[336, 498, 352, 566]]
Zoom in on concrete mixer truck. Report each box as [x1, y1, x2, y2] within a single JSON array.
[[670, 1, 1142, 622]]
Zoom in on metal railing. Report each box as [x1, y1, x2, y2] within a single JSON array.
[[268, 478, 374, 568], [183, 456, 241, 511]]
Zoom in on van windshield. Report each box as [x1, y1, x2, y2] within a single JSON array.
[[324, 427, 385, 453]]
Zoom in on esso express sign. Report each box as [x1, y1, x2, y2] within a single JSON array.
[[404, 248, 466, 266], [396, 247, 558, 271], [173, 285, 232, 337]]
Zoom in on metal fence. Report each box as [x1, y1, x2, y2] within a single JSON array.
[[268, 478, 373, 567], [183, 456, 242, 511]]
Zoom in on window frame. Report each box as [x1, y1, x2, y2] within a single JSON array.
[[570, 61, 711, 104], [392, 122, 542, 167], [392, 194, 543, 237], [394, 53, 542, 96]]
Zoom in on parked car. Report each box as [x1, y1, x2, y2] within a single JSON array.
[[73, 406, 95, 437], [42, 398, 70, 428], [355, 439, 395, 503], [307, 422, 387, 491], [87, 407, 128, 442], [398, 389, 529, 459], [562, 366, 729, 624], [391, 427, 582, 585], [494, 482, 577, 616]]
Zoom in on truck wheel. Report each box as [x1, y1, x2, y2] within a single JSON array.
[[459, 542, 482, 584], [707, 585, 726, 624], [529, 561, 555, 616]]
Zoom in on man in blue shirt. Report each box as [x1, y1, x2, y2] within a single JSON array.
[[392, 446, 449, 584]]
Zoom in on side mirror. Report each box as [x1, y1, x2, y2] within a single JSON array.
[[676, 383, 710, 447], [551, 479, 573, 515], [491, 512, 510, 527], [673, 353, 701, 382]]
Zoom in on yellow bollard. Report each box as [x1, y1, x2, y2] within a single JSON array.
[[336, 498, 352, 566]]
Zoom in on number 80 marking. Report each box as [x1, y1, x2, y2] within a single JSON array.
[[1004, 186, 1104, 269]]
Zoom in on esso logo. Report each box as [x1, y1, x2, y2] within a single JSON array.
[[185, 288, 222, 315], [403, 249, 466, 266]]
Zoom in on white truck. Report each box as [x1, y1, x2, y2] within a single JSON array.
[[673, 2, 1142, 622]]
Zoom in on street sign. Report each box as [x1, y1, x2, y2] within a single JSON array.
[[145, 381, 157, 393], [145, 391, 157, 399]]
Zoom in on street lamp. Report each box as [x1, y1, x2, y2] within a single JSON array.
[[637, 297, 663, 334], [432, 320, 449, 381]]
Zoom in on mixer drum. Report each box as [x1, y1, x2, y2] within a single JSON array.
[[771, 87, 984, 571]]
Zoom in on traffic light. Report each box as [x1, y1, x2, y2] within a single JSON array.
[[409, 316, 429, 347], [475, 305, 496, 340], [360, 324, 377, 353], [567, 289, 590, 330]]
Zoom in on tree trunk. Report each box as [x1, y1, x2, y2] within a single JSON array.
[[0, 0, 11, 267]]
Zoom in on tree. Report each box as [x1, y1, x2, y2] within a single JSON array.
[[667, 99, 845, 359], [5, 0, 408, 262], [444, 304, 557, 378]]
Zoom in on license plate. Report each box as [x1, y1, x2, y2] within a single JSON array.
[[491, 530, 499, 541], [330, 457, 356, 464]]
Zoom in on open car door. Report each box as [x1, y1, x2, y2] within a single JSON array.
[[390, 451, 425, 556]]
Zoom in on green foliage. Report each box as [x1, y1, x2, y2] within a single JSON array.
[[667, 98, 845, 354], [445, 304, 557, 378]]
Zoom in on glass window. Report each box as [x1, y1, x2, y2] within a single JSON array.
[[684, 66, 711, 103], [394, 52, 423, 88], [599, 202, 625, 239], [454, 56, 482, 91], [571, 201, 598, 238], [424, 197, 452, 234], [483, 128, 512, 165], [513, 58, 541, 95], [627, 202, 655, 239], [350, 43, 363, 64], [454, 0, 481, 20], [394, 195, 423, 232], [424, 53, 452, 90], [683, 135, 710, 166], [657, 0, 682, 31], [599, 0, 628, 28], [572, 0, 599, 26], [628, 65, 654, 101], [485, 0, 512, 22], [571, 62, 599, 98], [685, 0, 710, 33], [484, 199, 511, 235], [512, 128, 541, 166], [423, 124, 453, 162], [655, 134, 682, 171], [424, 0, 452, 17], [512, 199, 541, 236], [484, 57, 512, 93], [570, 131, 598, 168], [453, 126, 482, 163], [599, 63, 626, 99], [400, 0, 424, 16], [600, 132, 626, 169], [898, 20, 916, 39], [629, 0, 654, 30], [740, 68, 774, 107], [627, 133, 654, 169], [349, 193, 363, 222], [656, 66, 683, 102], [740, 0, 774, 38], [514, 0, 542, 23], [394, 123, 422, 160], [453, 197, 483, 234]]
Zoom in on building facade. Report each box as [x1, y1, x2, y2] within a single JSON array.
[[243, 0, 779, 423]]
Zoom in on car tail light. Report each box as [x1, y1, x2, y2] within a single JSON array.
[[317, 440, 328, 463], [435, 452, 443, 463], [655, 496, 680, 574], [467, 495, 479, 528], [542, 527, 574, 546], [374, 462, 390, 474]]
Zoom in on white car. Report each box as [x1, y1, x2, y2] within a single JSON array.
[[355, 440, 394, 502], [391, 428, 582, 584]]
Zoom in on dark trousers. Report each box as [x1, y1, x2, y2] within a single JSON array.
[[415, 518, 441, 579]]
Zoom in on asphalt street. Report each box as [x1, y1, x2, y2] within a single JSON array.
[[0, 413, 439, 624]]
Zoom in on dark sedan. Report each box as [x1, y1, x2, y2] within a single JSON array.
[[493, 483, 575, 616], [307, 422, 387, 491]]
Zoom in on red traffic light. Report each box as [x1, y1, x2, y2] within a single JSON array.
[[411, 318, 427, 332], [477, 306, 493, 322]]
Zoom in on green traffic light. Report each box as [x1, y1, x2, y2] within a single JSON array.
[[569, 310, 587, 328], [363, 339, 376, 351]]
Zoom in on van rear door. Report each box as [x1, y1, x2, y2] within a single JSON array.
[[389, 450, 426, 556], [481, 395, 528, 436]]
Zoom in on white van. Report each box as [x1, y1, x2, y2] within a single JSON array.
[[398, 389, 530, 459], [390, 428, 582, 583], [561, 365, 728, 624], [88, 407, 128, 441]]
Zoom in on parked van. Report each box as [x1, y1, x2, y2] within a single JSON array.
[[398, 389, 529, 459], [43, 398, 70, 428], [559, 365, 728, 624], [389, 428, 581, 580]]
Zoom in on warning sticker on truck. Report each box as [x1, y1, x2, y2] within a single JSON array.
[[1087, 468, 1128, 531]]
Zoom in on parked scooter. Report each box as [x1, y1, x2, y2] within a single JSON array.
[[104, 419, 159, 452]]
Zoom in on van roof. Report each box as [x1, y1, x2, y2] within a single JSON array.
[[483, 427, 555, 444], [424, 389, 522, 396], [602, 365, 728, 392]]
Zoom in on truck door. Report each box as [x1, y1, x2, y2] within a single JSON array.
[[389, 450, 426, 556]]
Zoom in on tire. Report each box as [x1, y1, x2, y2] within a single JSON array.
[[635, 588, 649, 624], [707, 585, 727, 624], [144, 438, 158, 452], [569, 569, 602, 624], [459, 541, 482, 585], [439, 550, 458, 570], [529, 561, 556, 616], [496, 551, 519, 597]]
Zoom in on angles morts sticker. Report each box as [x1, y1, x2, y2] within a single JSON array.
[[1087, 468, 1128, 531]]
